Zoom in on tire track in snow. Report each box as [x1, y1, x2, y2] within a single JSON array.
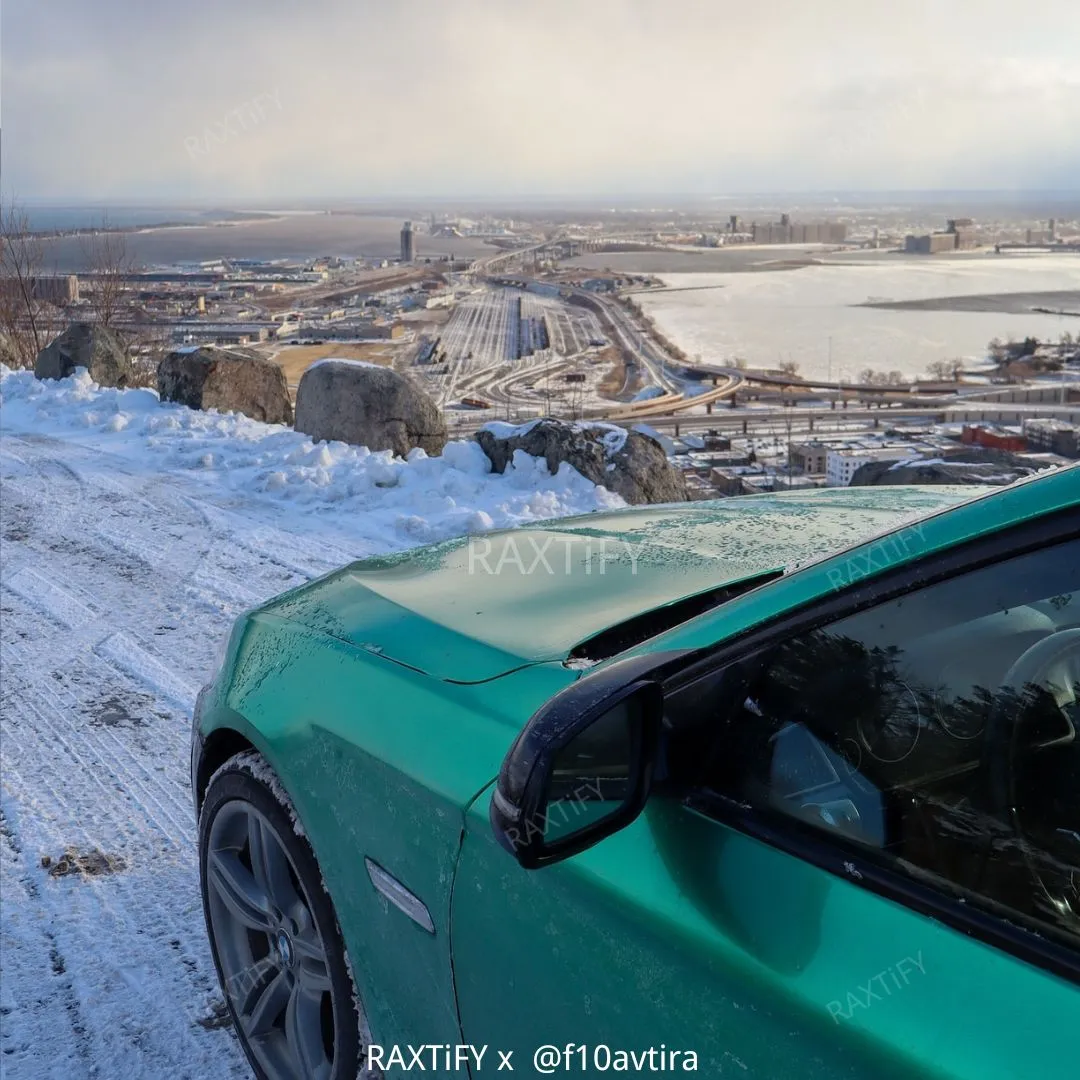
[[4, 567, 97, 630], [0, 434, 324, 1077]]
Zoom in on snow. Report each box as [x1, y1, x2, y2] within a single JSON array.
[[889, 456, 946, 470], [632, 423, 676, 455], [577, 421, 629, 456], [635, 255, 1080, 380], [480, 418, 629, 457], [0, 365, 627, 1077], [0, 368, 624, 554], [479, 418, 542, 439], [631, 385, 666, 402], [306, 357, 386, 371], [208, 751, 307, 839]]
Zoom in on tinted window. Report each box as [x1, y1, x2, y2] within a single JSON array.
[[682, 538, 1080, 952]]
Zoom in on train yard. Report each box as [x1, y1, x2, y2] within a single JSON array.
[[415, 287, 609, 411]]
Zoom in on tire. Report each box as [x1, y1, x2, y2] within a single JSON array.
[[198, 751, 364, 1080]]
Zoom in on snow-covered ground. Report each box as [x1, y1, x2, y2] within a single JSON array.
[[0, 367, 623, 1077]]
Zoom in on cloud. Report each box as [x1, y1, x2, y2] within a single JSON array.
[[5, 0, 1079, 199]]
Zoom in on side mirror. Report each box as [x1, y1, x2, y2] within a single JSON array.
[[490, 659, 664, 869]]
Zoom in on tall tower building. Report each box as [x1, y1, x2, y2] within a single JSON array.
[[400, 220, 415, 263]]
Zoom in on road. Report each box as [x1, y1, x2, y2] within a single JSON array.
[[0, 433, 366, 1078]]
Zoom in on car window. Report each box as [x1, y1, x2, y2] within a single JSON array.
[[675, 537, 1080, 953]]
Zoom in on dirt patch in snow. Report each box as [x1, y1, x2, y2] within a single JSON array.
[[44, 847, 128, 878], [84, 691, 159, 729]]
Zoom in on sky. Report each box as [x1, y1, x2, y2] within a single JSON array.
[[3, 0, 1079, 201]]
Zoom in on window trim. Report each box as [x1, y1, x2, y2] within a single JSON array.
[[663, 503, 1080, 986]]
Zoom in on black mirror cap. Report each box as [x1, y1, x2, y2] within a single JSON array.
[[490, 652, 680, 870]]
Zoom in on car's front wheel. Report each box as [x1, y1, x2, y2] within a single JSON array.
[[198, 751, 365, 1080]]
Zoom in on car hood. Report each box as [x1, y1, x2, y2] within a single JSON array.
[[259, 486, 983, 683]]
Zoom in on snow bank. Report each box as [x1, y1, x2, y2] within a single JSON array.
[[0, 367, 624, 555]]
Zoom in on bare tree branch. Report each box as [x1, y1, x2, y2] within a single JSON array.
[[80, 216, 134, 329], [1, 200, 66, 368]]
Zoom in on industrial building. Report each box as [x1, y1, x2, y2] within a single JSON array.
[[295, 319, 404, 341], [0, 275, 81, 305], [905, 217, 979, 254], [400, 221, 415, 263], [750, 214, 847, 244], [905, 232, 958, 254], [170, 323, 272, 345], [1023, 418, 1080, 458], [960, 424, 1027, 452]]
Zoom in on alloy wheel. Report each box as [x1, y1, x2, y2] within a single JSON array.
[[206, 799, 337, 1080]]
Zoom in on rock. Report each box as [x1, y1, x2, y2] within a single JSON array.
[[35, 322, 132, 387], [850, 459, 1031, 486], [293, 360, 446, 456], [475, 417, 688, 505], [157, 346, 293, 425]]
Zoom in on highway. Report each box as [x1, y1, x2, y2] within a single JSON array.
[[629, 399, 1080, 432]]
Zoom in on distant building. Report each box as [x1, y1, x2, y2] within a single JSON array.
[[751, 217, 846, 245], [170, 323, 271, 345], [1, 274, 80, 305], [1023, 419, 1080, 458], [905, 217, 979, 254], [709, 465, 768, 496], [400, 220, 415, 263], [789, 440, 829, 474], [296, 319, 404, 341], [905, 232, 956, 254], [961, 424, 1026, 452], [826, 446, 915, 487], [946, 218, 978, 250]]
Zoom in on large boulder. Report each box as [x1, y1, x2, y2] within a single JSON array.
[[35, 322, 132, 388], [157, 346, 293, 425], [850, 459, 1031, 486], [475, 417, 688, 504], [293, 360, 447, 456]]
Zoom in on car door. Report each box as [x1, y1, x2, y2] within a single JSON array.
[[450, 516, 1079, 1078]]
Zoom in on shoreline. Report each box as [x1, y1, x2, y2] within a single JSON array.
[[857, 290, 1080, 316], [26, 213, 287, 241]]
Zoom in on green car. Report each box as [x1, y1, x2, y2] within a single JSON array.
[[192, 469, 1079, 1080]]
